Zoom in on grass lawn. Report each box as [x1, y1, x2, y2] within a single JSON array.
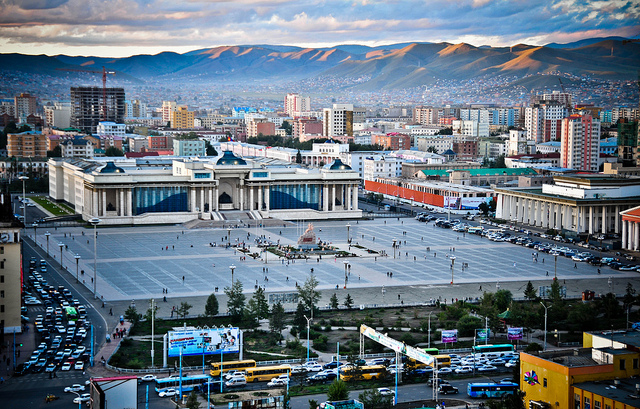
[[31, 196, 75, 216]]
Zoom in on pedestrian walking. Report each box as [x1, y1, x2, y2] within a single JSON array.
[[574, 263, 577, 269]]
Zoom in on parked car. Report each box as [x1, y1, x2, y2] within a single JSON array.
[[438, 384, 459, 395], [377, 387, 395, 396], [64, 384, 85, 393], [73, 394, 91, 404], [267, 378, 289, 387], [61, 362, 72, 371], [140, 374, 157, 382], [158, 388, 177, 397], [225, 377, 247, 388]]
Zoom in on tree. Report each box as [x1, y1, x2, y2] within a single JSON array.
[[204, 293, 219, 317], [244, 299, 260, 330], [105, 146, 124, 156], [186, 390, 201, 409], [524, 281, 537, 301], [281, 120, 292, 136], [327, 379, 349, 401], [205, 140, 218, 156], [358, 389, 393, 409], [143, 300, 159, 322], [329, 293, 339, 309], [478, 201, 491, 216], [47, 145, 62, 158], [293, 302, 307, 334], [225, 280, 246, 323], [623, 282, 636, 312], [457, 315, 482, 337], [176, 301, 192, 319], [436, 128, 453, 135], [124, 305, 142, 326], [494, 289, 513, 312], [269, 302, 286, 335], [426, 146, 438, 153], [297, 274, 321, 315], [250, 286, 270, 320], [486, 390, 526, 409], [343, 294, 354, 309], [296, 150, 302, 164]]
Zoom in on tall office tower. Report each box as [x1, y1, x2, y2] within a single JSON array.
[[70, 87, 125, 134], [560, 114, 601, 172], [162, 101, 177, 123], [14, 93, 37, 122], [284, 93, 311, 117], [323, 104, 354, 137]]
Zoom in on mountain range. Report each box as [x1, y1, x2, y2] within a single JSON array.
[[1, 37, 637, 91]]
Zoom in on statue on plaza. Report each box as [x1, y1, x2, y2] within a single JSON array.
[[297, 223, 318, 249]]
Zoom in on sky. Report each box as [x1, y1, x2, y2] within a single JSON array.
[[0, 0, 638, 57]]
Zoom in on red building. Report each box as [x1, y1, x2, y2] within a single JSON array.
[[372, 133, 411, 150]]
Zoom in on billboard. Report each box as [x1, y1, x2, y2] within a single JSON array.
[[507, 327, 523, 340], [476, 329, 490, 342], [168, 327, 240, 357], [444, 196, 492, 210], [91, 376, 138, 409], [360, 325, 434, 366], [441, 329, 458, 344]]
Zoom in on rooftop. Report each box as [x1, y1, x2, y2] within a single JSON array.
[[588, 329, 640, 349], [422, 168, 537, 177], [574, 378, 640, 408]]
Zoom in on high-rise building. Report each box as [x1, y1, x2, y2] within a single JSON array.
[[413, 106, 439, 125], [7, 131, 48, 158], [44, 102, 71, 128], [617, 119, 639, 165], [323, 104, 354, 137], [14, 93, 37, 122], [0, 192, 23, 335], [542, 90, 573, 107], [560, 114, 601, 171], [525, 101, 567, 143], [161, 101, 177, 123], [284, 93, 311, 117], [70, 87, 125, 134], [171, 106, 195, 129]]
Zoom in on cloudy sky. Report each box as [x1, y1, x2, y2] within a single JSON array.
[[1, 0, 638, 57]]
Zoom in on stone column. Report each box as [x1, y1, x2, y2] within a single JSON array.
[[622, 220, 628, 249], [239, 185, 244, 211], [332, 185, 336, 211], [510, 196, 516, 220], [634, 222, 639, 251], [352, 185, 358, 211], [602, 206, 607, 234], [589, 207, 594, 234], [564, 206, 572, 231], [190, 187, 196, 212], [615, 206, 620, 234], [257, 186, 263, 211], [323, 185, 329, 212], [215, 186, 219, 212], [347, 185, 352, 210], [265, 186, 270, 211], [200, 188, 205, 212], [92, 190, 98, 218], [128, 188, 133, 216], [102, 190, 106, 217], [249, 187, 254, 211], [208, 187, 213, 213]]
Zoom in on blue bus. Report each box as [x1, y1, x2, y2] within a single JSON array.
[[155, 374, 212, 394], [473, 344, 515, 356], [467, 382, 519, 398]]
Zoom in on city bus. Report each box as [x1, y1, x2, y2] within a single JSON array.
[[431, 355, 451, 367], [339, 365, 388, 381], [467, 382, 519, 398], [210, 359, 257, 377], [422, 348, 439, 355], [155, 374, 212, 393], [473, 344, 515, 357], [64, 307, 78, 322], [245, 365, 290, 382]]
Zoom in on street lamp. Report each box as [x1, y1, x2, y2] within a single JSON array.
[[554, 254, 558, 279], [554, 329, 560, 347], [343, 261, 348, 289], [18, 176, 28, 224], [608, 276, 613, 294], [44, 231, 51, 257], [304, 314, 312, 363], [392, 239, 397, 259], [410, 196, 414, 216], [89, 217, 101, 298], [227, 227, 231, 242], [74, 254, 81, 283], [58, 242, 64, 270], [540, 302, 551, 352], [346, 223, 351, 243], [450, 256, 456, 285], [229, 264, 236, 286], [428, 311, 434, 348], [32, 223, 37, 247]]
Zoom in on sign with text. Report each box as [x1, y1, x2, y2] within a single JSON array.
[[441, 329, 458, 344], [476, 329, 490, 342], [168, 327, 239, 357], [507, 327, 524, 340], [360, 325, 434, 366]]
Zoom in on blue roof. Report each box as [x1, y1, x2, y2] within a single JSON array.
[[100, 162, 125, 173], [323, 159, 352, 170], [216, 151, 247, 166]]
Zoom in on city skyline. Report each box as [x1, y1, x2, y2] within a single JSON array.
[[0, 0, 638, 58]]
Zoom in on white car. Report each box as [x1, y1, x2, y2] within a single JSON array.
[[505, 360, 519, 368], [267, 378, 289, 387], [140, 374, 157, 382], [74, 361, 85, 370], [61, 362, 72, 371], [377, 387, 395, 396], [290, 365, 305, 374], [454, 366, 472, 374], [64, 384, 86, 393], [225, 370, 247, 380], [477, 365, 498, 372], [73, 393, 91, 404], [305, 363, 323, 372], [159, 388, 177, 397]]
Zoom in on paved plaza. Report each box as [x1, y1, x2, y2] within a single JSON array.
[[28, 217, 640, 306]]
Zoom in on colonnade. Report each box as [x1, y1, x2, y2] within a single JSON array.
[[622, 219, 640, 251]]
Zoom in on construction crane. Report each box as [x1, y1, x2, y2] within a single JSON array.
[[56, 66, 116, 120]]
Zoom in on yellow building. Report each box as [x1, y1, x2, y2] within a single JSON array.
[[7, 131, 48, 158], [521, 342, 640, 409], [171, 106, 195, 129], [574, 379, 640, 409]]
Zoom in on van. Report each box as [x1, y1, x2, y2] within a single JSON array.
[[225, 376, 247, 388]]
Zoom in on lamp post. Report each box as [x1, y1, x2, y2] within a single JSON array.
[[151, 298, 155, 368], [428, 311, 434, 348], [32, 223, 37, 247], [227, 227, 231, 242], [410, 196, 414, 216], [89, 217, 101, 298], [304, 314, 312, 363], [608, 276, 613, 293], [45, 232, 50, 257], [554, 329, 560, 347], [554, 254, 558, 279], [343, 261, 348, 289], [58, 242, 64, 270], [202, 335, 209, 375], [346, 223, 351, 244], [540, 302, 551, 352], [18, 176, 28, 224], [74, 254, 81, 283], [229, 264, 236, 286], [450, 256, 456, 285], [392, 239, 397, 259]]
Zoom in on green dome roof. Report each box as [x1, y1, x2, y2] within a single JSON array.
[[323, 159, 352, 170], [216, 151, 247, 166]]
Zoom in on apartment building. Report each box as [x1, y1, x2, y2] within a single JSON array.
[[284, 93, 311, 117], [371, 133, 411, 150], [44, 102, 71, 128], [293, 117, 323, 142], [525, 101, 568, 144], [7, 131, 48, 158], [61, 139, 93, 158], [363, 156, 403, 181], [0, 195, 22, 335], [14, 93, 37, 123], [560, 114, 601, 172], [322, 104, 364, 137], [96, 121, 126, 137], [70, 87, 125, 134], [162, 101, 177, 123], [246, 118, 276, 138], [171, 106, 195, 129]]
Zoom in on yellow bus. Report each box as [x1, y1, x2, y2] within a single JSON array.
[[431, 355, 451, 367], [339, 365, 388, 381], [210, 359, 256, 377], [245, 365, 290, 382]]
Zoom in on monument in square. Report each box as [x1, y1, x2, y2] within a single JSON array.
[[297, 223, 319, 250]]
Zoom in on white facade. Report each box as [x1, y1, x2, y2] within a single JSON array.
[[508, 129, 528, 156], [416, 135, 454, 154], [560, 114, 601, 172], [44, 102, 71, 129], [61, 140, 93, 158], [452, 120, 489, 138], [409, 125, 444, 136], [284, 93, 311, 117], [323, 104, 354, 137], [363, 156, 403, 181], [97, 121, 126, 137], [524, 103, 567, 143], [536, 141, 561, 154], [162, 101, 177, 123]]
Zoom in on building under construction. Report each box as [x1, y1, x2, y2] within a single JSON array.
[[70, 87, 125, 134]]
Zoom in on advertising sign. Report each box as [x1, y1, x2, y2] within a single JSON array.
[[476, 328, 490, 342], [507, 327, 524, 340], [360, 325, 433, 366], [168, 327, 239, 357], [445, 196, 492, 210], [441, 329, 458, 344]]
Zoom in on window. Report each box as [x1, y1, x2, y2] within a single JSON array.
[[584, 396, 590, 409], [0, 305, 3, 313], [543, 378, 547, 387], [0, 275, 3, 283], [575, 394, 581, 409], [620, 359, 626, 370], [605, 405, 611, 409], [594, 401, 601, 409], [634, 358, 639, 369]]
